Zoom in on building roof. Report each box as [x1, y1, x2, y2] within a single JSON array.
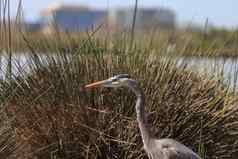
[[40, 3, 90, 16]]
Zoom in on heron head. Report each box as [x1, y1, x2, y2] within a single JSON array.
[[85, 74, 137, 89]]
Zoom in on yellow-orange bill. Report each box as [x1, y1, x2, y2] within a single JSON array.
[[85, 80, 105, 89]]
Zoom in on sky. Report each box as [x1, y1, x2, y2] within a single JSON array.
[[10, 0, 238, 29]]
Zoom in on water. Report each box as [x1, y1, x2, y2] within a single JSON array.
[[0, 53, 56, 79], [177, 57, 238, 89], [178, 57, 238, 75], [1, 53, 238, 89]]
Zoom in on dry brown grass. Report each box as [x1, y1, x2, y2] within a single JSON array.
[[0, 53, 237, 159]]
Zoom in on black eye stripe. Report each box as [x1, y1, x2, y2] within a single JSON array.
[[115, 74, 130, 79]]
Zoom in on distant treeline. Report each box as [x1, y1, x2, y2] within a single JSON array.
[[1, 25, 238, 57]]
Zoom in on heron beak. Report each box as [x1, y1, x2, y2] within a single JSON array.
[[85, 80, 107, 89]]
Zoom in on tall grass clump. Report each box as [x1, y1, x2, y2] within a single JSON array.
[[0, 40, 238, 158], [0, 1, 238, 158]]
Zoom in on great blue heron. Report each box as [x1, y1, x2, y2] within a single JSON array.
[[85, 74, 201, 159]]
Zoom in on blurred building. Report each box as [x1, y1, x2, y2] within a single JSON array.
[[108, 7, 176, 31], [37, 3, 176, 33], [40, 3, 107, 33]]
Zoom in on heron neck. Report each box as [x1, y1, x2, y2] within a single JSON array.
[[130, 85, 151, 146]]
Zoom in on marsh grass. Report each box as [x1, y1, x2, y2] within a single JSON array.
[[3, 26, 238, 59], [0, 1, 238, 159], [0, 45, 237, 158]]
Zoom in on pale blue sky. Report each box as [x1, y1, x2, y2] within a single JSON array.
[[10, 0, 238, 28]]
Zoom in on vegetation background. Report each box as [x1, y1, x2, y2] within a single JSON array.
[[0, 0, 238, 158]]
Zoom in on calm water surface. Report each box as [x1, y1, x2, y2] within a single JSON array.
[[1, 53, 238, 88]]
